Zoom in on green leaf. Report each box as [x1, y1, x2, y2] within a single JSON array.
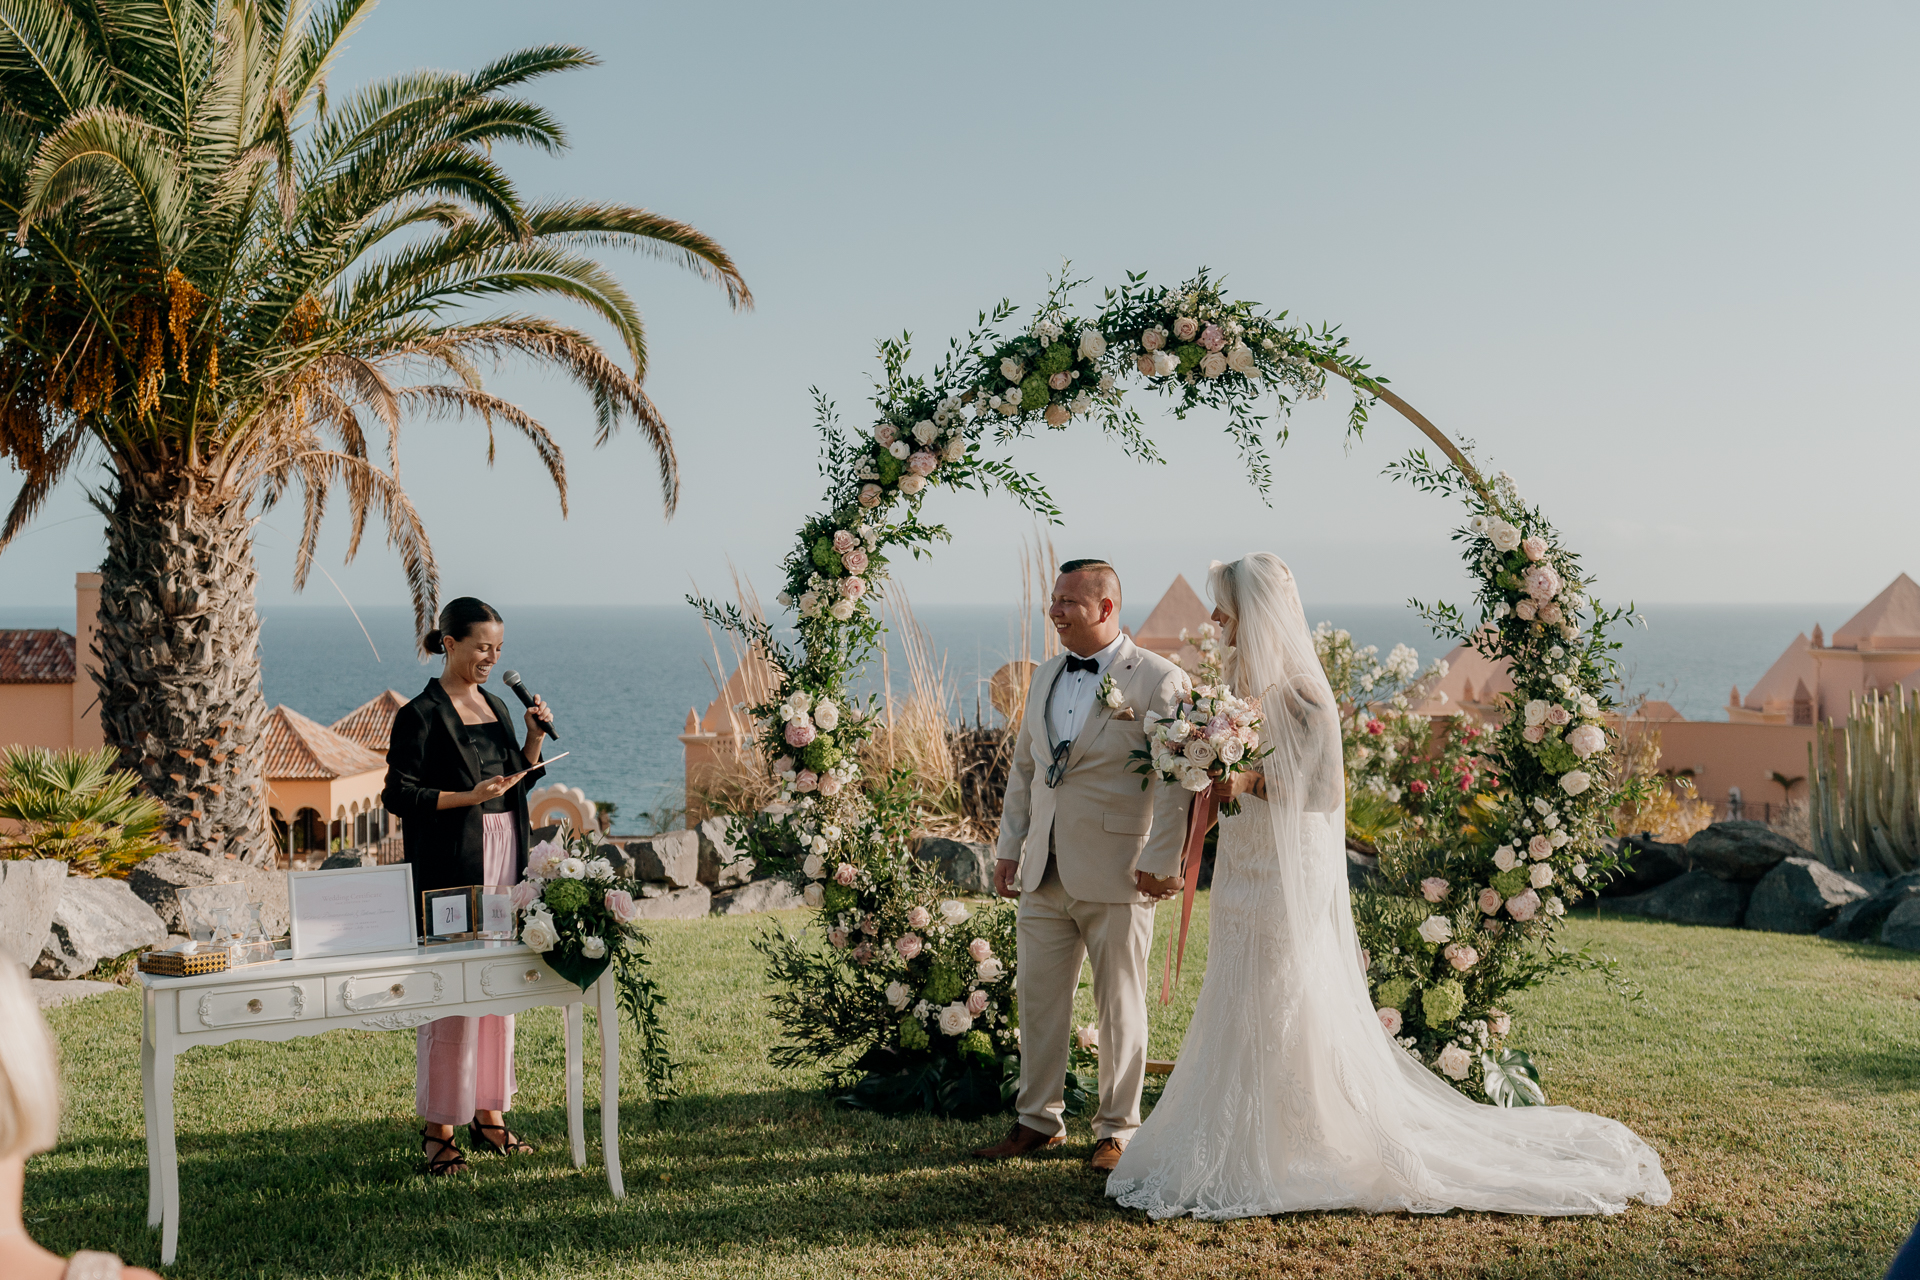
[[1481, 1048, 1547, 1107]]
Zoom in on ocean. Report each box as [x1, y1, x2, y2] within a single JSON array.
[[0, 597, 1834, 830]]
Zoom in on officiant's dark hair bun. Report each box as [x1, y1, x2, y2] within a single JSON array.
[[423, 597, 503, 655]]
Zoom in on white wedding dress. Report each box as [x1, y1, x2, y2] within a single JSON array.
[[1106, 555, 1671, 1220]]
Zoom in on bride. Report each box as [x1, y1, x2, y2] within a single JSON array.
[[1106, 553, 1671, 1220]]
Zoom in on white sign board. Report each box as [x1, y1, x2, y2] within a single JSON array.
[[288, 864, 418, 959]]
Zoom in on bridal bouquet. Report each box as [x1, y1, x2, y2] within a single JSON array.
[[1131, 630, 1270, 816], [510, 827, 677, 1104]]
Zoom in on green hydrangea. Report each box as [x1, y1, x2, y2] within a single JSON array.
[[899, 1016, 928, 1051], [822, 882, 857, 914], [1035, 342, 1074, 376], [1491, 866, 1531, 899], [811, 536, 841, 573], [1373, 977, 1414, 1010], [1019, 372, 1052, 415], [1175, 343, 1204, 373], [1421, 979, 1466, 1029], [876, 451, 905, 485], [959, 1029, 994, 1059], [803, 736, 840, 773], [921, 960, 965, 1006], [543, 878, 589, 913]]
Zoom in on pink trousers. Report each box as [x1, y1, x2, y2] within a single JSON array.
[[416, 812, 518, 1124]]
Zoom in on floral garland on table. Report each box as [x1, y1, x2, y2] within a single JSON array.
[[509, 826, 677, 1105]]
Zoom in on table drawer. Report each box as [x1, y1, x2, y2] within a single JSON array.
[[465, 954, 562, 1001], [183, 979, 317, 1031], [328, 964, 460, 1018]]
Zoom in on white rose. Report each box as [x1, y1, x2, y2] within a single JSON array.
[[939, 899, 970, 924], [797, 591, 820, 618], [1078, 328, 1106, 360], [1548, 828, 1570, 849], [1153, 753, 1175, 773], [802, 853, 824, 879], [810, 834, 829, 855], [1068, 391, 1092, 416], [1183, 737, 1217, 766], [1529, 863, 1554, 889], [1226, 343, 1256, 374], [586, 858, 613, 880], [1523, 699, 1549, 727], [813, 700, 840, 731], [1437, 1043, 1472, 1080], [1217, 737, 1245, 764], [1559, 769, 1592, 796], [802, 883, 826, 909], [976, 957, 1005, 981], [581, 935, 607, 959], [898, 473, 926, 496], [1150, 349, 1179, 377], [1417, 916, 1453, 945], [1163, 717, 1192, 742], [885, 981, 911, 1010], [912, 420, 938, 445], [521, 916, 558, 952], [942, 437, 967, 461], [830, 599, 856, 620], [938, 1002, 972, 1036], [888, 440, 911, 460], [1000, 357, 1025, 382], [1097, 372, 1116, 392], [1179, 766, 1212, 792], [1488, 519, 1522, 553], [1493, 846, 1518, 872], [1572, 860, 1589, 881], [1199, 350, 1228, 379]]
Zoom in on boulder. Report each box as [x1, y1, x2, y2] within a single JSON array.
[[1820, 871, 1920, 942], [1609, 869, 1750, 929], [695, 817, 754, 889], [710, 879, 804, 915], [631, 830, 700, 889], [34, 877, 167, 979], [628, 884, 711, 921], [1745, 858, 1875, 934], [31, 977, 123, 1010], [1345, 846, 1380, 893], [1881, 897, 1920, 952], [126, 848, 289, 938], [318, 851, 375, 870], [0, 860, 68, 967], [1684, 821, 1809, 883], [915, 837, 995, 895], [1601, 834, 1689, 896]]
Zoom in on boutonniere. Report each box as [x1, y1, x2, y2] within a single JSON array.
[[1098, 674, 1135, 719]]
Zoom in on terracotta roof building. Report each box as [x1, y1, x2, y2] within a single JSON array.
[[0, 630, 76, 683], [331, 689, 408, 755], [0, 575, 102, 752], [260, 705, 391, 866], [1130, 574, 1214, 664], [1730, 573, 1920, 725]]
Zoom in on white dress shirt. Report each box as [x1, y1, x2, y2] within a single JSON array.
[[1045, 633, 1125, 749]]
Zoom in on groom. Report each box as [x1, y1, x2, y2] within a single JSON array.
[[973, 559, 1191, 1172]]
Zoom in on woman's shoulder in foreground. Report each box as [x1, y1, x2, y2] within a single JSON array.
[[57, 1251, 161, 1280]]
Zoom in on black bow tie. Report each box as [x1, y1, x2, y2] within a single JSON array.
[[1065, 655, 1100, 675]]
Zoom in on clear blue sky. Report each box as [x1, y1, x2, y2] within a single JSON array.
[[3, 1, 1913, 620]]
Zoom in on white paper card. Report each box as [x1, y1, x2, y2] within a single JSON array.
[[288, 865, 417, 959], [432, 894, 469, 936], [481, 893, 513, 934]]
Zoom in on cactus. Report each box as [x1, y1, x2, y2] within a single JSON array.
[[1809, 687, 1920, 875]]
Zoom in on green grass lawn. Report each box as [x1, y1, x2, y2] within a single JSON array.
[[27, 897, 1920, 1278]]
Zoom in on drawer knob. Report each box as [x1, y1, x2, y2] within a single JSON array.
[[246, 998, 263, 1014], [389, 982, 406, 998], [523, 969, 540, 983]]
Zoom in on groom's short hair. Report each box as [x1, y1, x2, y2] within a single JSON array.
[[1059, 558, 1121, 608]]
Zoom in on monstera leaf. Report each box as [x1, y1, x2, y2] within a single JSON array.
[[1481, 1048, 1547, 1107]]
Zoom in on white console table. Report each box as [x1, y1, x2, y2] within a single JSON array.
[[137, 939, 626, 1265]]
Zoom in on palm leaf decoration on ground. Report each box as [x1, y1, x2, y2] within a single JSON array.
[[0, 0, 749, 861]]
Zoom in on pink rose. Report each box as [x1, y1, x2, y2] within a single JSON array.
[[907, 451, 937, 476], [1377, 1007, 1402, 1036], [773, 755, 794, 774], [1569, 724, 1606, 759], [907, 906, 931, 929], [794, 768, 818, 792], [1486, 919, 1505, 935], [858, 484, 883, 508], [1522, 724, 1545, 744], [1528, 834, 1552, 858], [1198, 323, 1226, 352], [834, 862, 858, 886], [1489, 1009, 1512, 1038], [1048, 371, 1072, 391], [860, 914, 879, 936], [817, 774, 842, 797], [1478, 887, 1503, 915], [895, 932, 923, 960], [1546, 705, 1571, 726], [839, 576, 866, 599], [1140, 327, 1166, 351], [841, 547, 869, 574], [833, 529, 857, 553], [828, 929, 848, 949], [785, 720, 816, 748], [1444, 943, 1479, 972], [1173, 316, 1199, 341], [851, 942, 874, 964], [966, 989, 989, 1016], [968, 938, 993, 962], [1515, 600, 1537, 621], [1135, 352, 1157, 376], [1521, 536, 1548, 562], [1420, 877, 1449, 903], [603, 889, 638, 923], [1076, 1024, 1100, 1049], [510, 880, 542, 909], [1522, 563, 1563, 602], [1506, 889, 1542, 921], [875, 423, 898, 446], [1539, 602, 1565, 625], [1365, 719, 1384, 736]]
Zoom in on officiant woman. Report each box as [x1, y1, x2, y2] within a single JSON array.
[[383, 596, 554, 1176]]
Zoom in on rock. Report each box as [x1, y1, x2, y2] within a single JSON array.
[[1745, 858, 1875, 934], [0, 860, 68, 967], [1609, 869, 1751, 929], [1601, 834, 1689, 896], [318, 851, 374, 870], [710, 879, 804, 915], [1881, 897, 1920, 952], [530, 824, 562, 848], [598, 843, 637, 878], [34, 877, 167, 979], [627, 884, 711, 921], [631, 830, 700, 889], [126, 848, 289, 938], [915, 837, 995, 894], [1684, 821, 1810, 883], [1820, 871, 1920, 942], [31, 977, 124, 1009], [695, 817, 753, 888], [1345, 846, 1380, 892]]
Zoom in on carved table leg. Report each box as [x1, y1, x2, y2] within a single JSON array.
[[597, 973, 625, 1198], [564, 999, 586, 1167]]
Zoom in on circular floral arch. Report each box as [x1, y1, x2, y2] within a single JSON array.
[[700, 269, 1632, 1107]]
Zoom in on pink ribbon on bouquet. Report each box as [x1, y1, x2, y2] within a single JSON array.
[[1159, 788, 1217, 1005]]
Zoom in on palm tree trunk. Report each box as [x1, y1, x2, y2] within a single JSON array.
[[92, 482, 274, 865]]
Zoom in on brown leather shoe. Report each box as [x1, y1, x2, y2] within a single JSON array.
[[971, 1121, 1066, 1160], [1088, 1136, 1126, 1172]]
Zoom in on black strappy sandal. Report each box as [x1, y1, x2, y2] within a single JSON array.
[[467, 1115, 535, 1156], [420, 1126, 469, 1176]]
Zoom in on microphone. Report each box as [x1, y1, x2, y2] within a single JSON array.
[[500, 670, 560, 741]]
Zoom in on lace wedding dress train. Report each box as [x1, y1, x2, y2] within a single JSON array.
[[1106, 554, 1671, 1221]]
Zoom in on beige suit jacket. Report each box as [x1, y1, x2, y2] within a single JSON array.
[[996, 636, 1193, 903]]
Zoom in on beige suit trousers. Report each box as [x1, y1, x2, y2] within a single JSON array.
[[1015, 857, 1156, 1141]]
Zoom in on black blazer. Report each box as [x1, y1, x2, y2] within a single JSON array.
[[383, 680, 547, 906]]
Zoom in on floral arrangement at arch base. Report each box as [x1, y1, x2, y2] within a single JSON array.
[[510, 824, 677, 1106]]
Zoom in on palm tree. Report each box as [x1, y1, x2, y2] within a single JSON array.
[[0, 1, 749, 862]]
